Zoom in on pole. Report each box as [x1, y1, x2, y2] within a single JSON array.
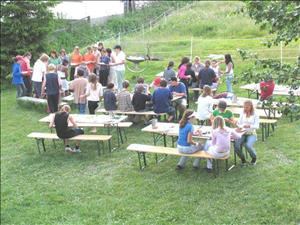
[[150, 21, 152, 32], [190, 36, 193, 60], [280, 41, 283, 67], [118, 32, 121, 45]]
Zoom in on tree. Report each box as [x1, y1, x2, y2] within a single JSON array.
[[123, 0, 136, 14], [238, 1, 300, 120], [0, 0, 59, 82]]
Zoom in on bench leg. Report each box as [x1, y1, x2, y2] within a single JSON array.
[[96, 141, 101, 156], [137, 152, 146, 170], [142, 152, 147, 167], [118, 127, 124, 144], [225, 159, 229, 171], [35, 139, 41, 154], [41, 139, 46, 152], [108, 139, 112, 153], [163, 134, 167, 147], [261, 124, 265, 142]]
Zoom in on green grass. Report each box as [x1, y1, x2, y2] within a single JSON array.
[[1, 87, 300, 224]]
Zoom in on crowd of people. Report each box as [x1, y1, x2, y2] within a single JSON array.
[[12, 45, 267, 167]]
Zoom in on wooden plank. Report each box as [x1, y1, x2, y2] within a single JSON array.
[[228, 107, 282, 119], [127, 144, 229, 160], [27, 132, 111, 141], [96, 109, 166, 116]]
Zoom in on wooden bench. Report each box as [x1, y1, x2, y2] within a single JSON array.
[[127, 144, 229, 176], [28, 132, 112, 155], [96, 108, 167, 117], [228, 106, 282, 119]]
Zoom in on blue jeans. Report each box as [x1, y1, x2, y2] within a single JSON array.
[[226, 75, 234, 93], [234, 134, 257, 160], [77, 103, 86, 114], [115, 70, 125, 91], [16, 83, 26, 98], [177, 144, 203, 167]]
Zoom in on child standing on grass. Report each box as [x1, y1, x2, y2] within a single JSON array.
[[202, 116, 241, 172], [80, 73, 103, 132], [12, 56, 26, 98], [49, 104, 84, 153]]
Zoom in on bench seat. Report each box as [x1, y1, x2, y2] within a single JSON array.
[[96, 108, 167, 116], [28, 132, 112, 155], [127, 144, 229, 176]]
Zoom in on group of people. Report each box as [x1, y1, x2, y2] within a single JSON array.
[[176, 99, 259, 171]]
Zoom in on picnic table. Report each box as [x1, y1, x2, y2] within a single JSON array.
[[240, 83, 300, 98], [39, 114, 130, 147]]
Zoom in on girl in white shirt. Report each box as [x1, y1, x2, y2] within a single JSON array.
[[224, 54, 234, 93], [80, 73, 103, 132], [196, 85, 213, 125], [234, 100, 259, 165]]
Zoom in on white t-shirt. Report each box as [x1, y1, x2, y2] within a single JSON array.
[[196, 95, 213, 120], [113, 51, 126, 71], [32, 59, 47, 82], [86, 82, 103, 101]]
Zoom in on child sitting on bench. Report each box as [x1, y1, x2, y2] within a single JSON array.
[[49, 104, 84, 153]]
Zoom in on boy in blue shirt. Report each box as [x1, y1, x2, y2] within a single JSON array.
[[169, 77, 187, 120], [152, 79, 175, 122]]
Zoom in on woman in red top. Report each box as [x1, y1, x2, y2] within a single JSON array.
[[83, 46, 96, 73], [70, 46, 82, 81]]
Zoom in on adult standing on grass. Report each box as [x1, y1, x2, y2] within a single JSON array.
[[83, 46, 96, 74], [191, 56, 204, 99], [70, 46, 82, 81], [41, 64, 61, 113], [177, 57, 191, 106], [20, 52, 32, 96], [59, 49, 69, 63], [234, 100, 259, 166], [32, 53, 49, 98], [49, 104, 84, 153], [12, 56, 26, 98], [223, 54, 234, 93], [69, 69, 88, 114], [111, 45, 126, 92], [99, 49, 111, 86], [92, 44, 101, 75], [163, 61, 176, 82], [176, 110, 204, 170]]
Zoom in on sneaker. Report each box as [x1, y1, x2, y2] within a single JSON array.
[[250, 158, 257, 165], [74, 148, 81, 153], [176, 165, 183, 170], [65, 147, 75, 153]]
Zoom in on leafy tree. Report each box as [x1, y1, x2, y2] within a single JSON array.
[[238, 1, 300, 120], [0, 0, 59, 82], [242, 1, 300, 46]]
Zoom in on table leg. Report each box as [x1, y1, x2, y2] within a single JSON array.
[[41, 139, 46, 152], [35, 139, 41, 154], [96, 141, 101, 156]]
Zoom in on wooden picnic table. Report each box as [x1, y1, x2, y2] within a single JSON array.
[[240, 83, 300, 98], [39, 114, 130, 147]]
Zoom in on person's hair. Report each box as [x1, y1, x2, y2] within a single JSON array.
[[201, 85, 212, 97], [136, 84, 144, 93], [178, 56, 190, 69], [13, 57, 18, 63], [50, 50, 58, 58], [170, 76, 177, 82], [179, 109, 194, 128], [40, 53, 49, 62], [98, 42, 103, 47], [186, 62, 192, 69], [225, 54, 234, 68], [160, 79, 167, 87], [101, 49, 107, 54], [60, 104, 71, 113], [194, 56, 200, 61], [218, 100, 227, 110], [60, 49, 66, 54], [205, 60, 211, 67], [24, 52, 31, 57], [137, 77, 144, 84], [243, 100, 254, 115], [88, 73, 98, 90], [212, 59, 217, 63], [167, 61, 174, 69], [106, 48, 112, 54], [212, 116, 225, 130], [77, 69, 84, 77], [62, 59, 69, 65], [47, 64, 56, 72], [114, 45, 122, 50], [87, 46, 92, 51], [107, 83, 114, 89], [122, 80, 130, 89]]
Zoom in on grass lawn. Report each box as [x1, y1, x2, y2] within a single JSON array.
[[1, 85, 300, 224]]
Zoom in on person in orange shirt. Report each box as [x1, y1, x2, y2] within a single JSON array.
[[70, 46, 82, 81], [83, 46, 96, 74]]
